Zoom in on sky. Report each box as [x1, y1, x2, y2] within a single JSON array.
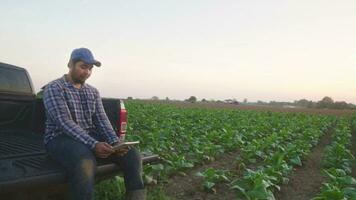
[[1, 0, 356, 103]]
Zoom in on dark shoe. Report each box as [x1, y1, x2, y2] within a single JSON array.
[[126, 189, 146, 200]]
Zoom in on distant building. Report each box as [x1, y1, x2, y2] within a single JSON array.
[[283, 105, 296, 108], [224, 99, 239, 105]]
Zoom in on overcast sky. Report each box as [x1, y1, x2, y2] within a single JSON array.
[[1, 0, 356, 103]]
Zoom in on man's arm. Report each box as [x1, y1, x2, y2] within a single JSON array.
[[43, 83, 99, 150], [92, 88, 120, 145]]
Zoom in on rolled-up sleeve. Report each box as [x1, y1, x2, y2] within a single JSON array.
[[43, 83, 98, 150]]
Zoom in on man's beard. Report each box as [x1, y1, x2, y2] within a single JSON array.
[[71, 74, 86, 84], [73, 78, 85, 84]]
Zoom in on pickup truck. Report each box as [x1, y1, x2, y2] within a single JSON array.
[[0, 62, 158, 199]]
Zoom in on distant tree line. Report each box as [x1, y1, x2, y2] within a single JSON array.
[[255, 96, 356, 110], [127, 95, 355, 110]]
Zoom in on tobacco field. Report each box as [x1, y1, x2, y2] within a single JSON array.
[[95, 101, 356, 200]]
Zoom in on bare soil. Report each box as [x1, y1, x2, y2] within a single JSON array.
[[275, 128, 333, 200], [164, 151, 239, 200], [132, 100, 354, 199], [164, 127, 334, 200]]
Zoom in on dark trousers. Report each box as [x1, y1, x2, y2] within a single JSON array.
[[45, 133, 144, 200]]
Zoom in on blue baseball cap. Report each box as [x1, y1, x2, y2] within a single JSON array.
[[70, 48, 101, 67]]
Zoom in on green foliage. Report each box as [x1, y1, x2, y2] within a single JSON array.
[[230, 113, 332, 199], [195, 168, 231, 193], [147, 187, 172, 200], [231, 169, 276, 200], [312, 119, 356, 200], [96, 101, 338, 199], [94, 176, 126, 200]]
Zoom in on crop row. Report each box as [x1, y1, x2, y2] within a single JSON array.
[[228, 112, 332, 199], [124, 101, 334, 191], [312, 118, 356, 200]]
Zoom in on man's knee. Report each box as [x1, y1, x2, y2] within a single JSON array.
[[81, 158, 97, 178], [115, 147, 142, 169], [126, 147, 142, 163], [71, 157, 97, 180]]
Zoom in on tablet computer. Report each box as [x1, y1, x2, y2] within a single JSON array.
[[112, 141, 140, 151]]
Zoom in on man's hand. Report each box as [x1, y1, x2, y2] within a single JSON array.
[[94, 142, 114, 158], [115, 146, 130, 156], [111, 141, 130, 157]]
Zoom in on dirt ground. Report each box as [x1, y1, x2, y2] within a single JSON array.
[[164, 151, 239, 200], [163, 126, 335, 200], [275, 128, 333, 200], [134, 100, 356, 199]]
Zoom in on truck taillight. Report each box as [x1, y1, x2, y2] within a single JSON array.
[[118, 100, 127, 136]]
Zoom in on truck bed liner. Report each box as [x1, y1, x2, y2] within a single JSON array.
[[0, 130, 45, 160], [0, 130, 159, 194]]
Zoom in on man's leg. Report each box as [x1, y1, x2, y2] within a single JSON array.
[[89, 132, 144, 191], [46, 134, 97, 200], [89, 132, 145, 199], [109, 147, 144, 191]]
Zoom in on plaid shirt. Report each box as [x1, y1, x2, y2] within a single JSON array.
[[43, 75, 119, 150]]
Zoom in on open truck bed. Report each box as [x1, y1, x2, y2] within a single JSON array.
[[0, 62, 159, 199]]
